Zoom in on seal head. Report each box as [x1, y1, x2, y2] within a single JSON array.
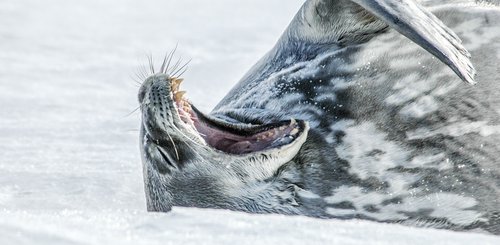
[[139, 73, 309, 212]]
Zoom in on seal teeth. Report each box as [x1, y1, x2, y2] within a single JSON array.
[[174, 91, 186, 101], [174, 78, 184, 85], [171, 78, 184, 92]]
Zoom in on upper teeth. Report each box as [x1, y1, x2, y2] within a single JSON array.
[[174, 91, 186, 101], [171, 77, 184, 92], [170, 77, 187, 102]]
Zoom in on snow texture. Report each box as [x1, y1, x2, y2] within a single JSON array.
[[0, 0, 499, 244]]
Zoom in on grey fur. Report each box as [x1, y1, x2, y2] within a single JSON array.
[[139, 0, 500, 234]]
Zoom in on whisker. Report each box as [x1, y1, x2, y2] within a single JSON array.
[[168, 129, 204, 160], [124, 106, 141, 117], [171, 59, 191, 77], [176, 67, 188, 78], [138, 45, 186, 80], [171, 124, 205, 148], [147, 54, 155, 74], [132, 73, 145, 85], [160, 51, 170, 74], [139, 64, 149, 80], [128, 77, 142, 89], [141, 62, 149, 75], [132, 60, 148, 84], [169, 57, 183, 75], [181, 137, 203, 159], [165, 131, 180, 161], [197, 132, 207, 137], [135, 57, 147, 81], [125, 129, 140, 132], [164, 44, 178, 74]]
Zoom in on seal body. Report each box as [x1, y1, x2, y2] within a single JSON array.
[[139, 0, 500, 234]]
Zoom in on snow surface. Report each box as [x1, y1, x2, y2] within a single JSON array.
[[0, 0, 499, 244]]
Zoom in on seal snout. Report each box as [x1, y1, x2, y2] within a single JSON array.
[[139, 74, 189, 120], [138, 74, 196, 146], [139, 73, 309, 157]]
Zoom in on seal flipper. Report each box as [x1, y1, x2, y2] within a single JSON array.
[[291, 0, 476, 84], [351, 0, 476, 84]]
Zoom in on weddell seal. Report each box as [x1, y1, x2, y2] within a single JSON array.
[[137, 0, 500, 234]]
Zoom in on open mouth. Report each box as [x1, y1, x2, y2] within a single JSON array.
[[169, 77, 305, 155]]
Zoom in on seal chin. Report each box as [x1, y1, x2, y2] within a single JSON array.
[[139, 74, 309, 157]]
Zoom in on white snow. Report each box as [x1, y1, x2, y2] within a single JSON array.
[[0, 0, 499, 244]]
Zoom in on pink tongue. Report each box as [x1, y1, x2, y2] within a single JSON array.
[[227, 141, 254, 154], [194, 122, 285, 154], [189, 112, 300, 154]]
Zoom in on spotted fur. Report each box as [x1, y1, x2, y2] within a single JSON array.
[[211, 1, 500, 233], [140, 0, 500, 234]]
